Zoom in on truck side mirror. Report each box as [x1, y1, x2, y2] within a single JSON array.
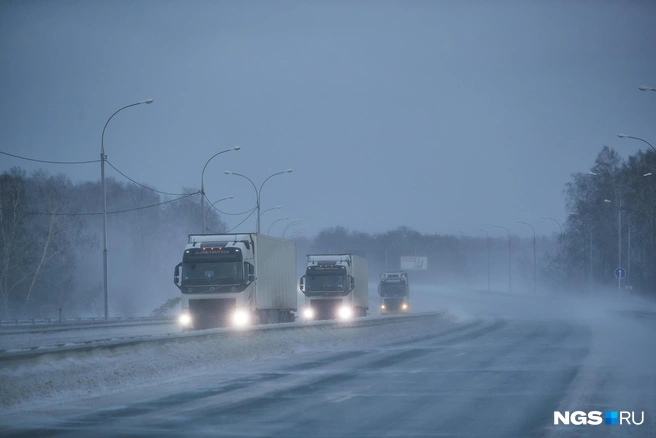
[[246, 263, 255, 283], [300, 275, 305, 292], [174, 263, 182, 287], [350, 276, 355, 290]]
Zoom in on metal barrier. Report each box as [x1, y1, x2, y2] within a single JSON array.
[[0, 312, 444, 363], [0, 316, 175, 326]]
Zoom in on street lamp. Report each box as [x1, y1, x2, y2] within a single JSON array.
[[604, 198, 623, 294], [517, 221, 537, 294], [290, 228, 307, 239], [225, 170, 293, 234], [100, 98, 153, 320], [617, 134, 656, 152], [495, 225, 511, 293], [201, 147, 240, 232], [260, 205, 281, 219], [282, 220, 301, 238], [542, 216, 563, 247], [457, 231, 469, 288], [268, 217, 289, 235], [205, 195, 234, 232], [639, 85, 656, 92], [475, 228, 490, 292]]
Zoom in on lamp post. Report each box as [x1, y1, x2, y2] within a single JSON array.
[[100, 98, 153, 320], [475, 228, 490, 292], [268, 217, 289, 235], [567, 211, 594, 290], [204, 195, 234, 232], [457, 231, 469, 288], [617, 134, 656, 152], [201, 147, 240, 233], [495, 225, 511, 293], [604, 198, 623, 294], [282, 220, 301, 238], [225, 170, 292, 234], [517, 221, 537, 294], [542, 217, 563, 245], [290, 228, 307, 239], [260, 205, 281, 220]]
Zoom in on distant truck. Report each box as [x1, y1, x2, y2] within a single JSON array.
[[378, 271, 410, 314], [173, 233, 297, 330], [299, 254, 368, 320]]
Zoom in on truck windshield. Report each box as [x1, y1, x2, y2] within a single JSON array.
[[182, 261, 243, 285], [306, 274, 347, 291], [380, 283, 407, 296]]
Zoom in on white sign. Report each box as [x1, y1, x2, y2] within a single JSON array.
[[400, 256, 428, 270]]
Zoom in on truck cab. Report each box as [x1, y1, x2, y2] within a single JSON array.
[[173, 234, 296, 330], [299, 254, 368, 321], [378, 271, 410, 314]]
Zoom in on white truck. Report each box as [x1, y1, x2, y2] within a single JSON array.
[[173, 233, 297, 330], [299, 254, 368, 320], [378, 271, 410, 314]]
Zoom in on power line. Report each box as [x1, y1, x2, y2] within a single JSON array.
[[227, 207, 258, 233], [105, 159, 189, 196], [0, 192, 199, 216], [0, 150, 100, 165], [204, 194, 257, 216]]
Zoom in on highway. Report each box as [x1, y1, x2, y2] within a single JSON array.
[[1, 288, 655, 437]]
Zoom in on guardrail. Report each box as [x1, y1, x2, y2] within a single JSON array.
[[0, 315, 175, 327], [0, 316, 178, 335], [0, 312, 443, 363]]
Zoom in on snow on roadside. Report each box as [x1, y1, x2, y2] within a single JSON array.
[[0, 313, 454, 413]]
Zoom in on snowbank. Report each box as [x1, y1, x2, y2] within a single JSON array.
[[0, 312, 452, 412]]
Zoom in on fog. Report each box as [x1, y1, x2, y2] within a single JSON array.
[[1, 1, 656, 316]]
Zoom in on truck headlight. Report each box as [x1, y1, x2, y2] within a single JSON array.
[[402, 303, 408, 310], [303, 307, 314, 320], [381, 304, 386, 309], [178, 312, 192, 327], [232, 308, 250, 326], [338, 306, 353, 320]]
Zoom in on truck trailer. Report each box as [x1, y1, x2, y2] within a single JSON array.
[[378, 271, 410, 314], [299, 254, 368, 321], [173, 233, 297, 330]]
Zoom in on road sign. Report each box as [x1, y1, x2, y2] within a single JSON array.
[[400, 256, 428, 270], [614, 267, 626, 280]]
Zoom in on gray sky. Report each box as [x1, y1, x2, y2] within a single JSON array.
[[1, 0, 655, 238]]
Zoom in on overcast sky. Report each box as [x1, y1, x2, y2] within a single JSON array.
[[1, 0, 655, 238]]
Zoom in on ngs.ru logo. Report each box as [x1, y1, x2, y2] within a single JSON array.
[[554, 411, 645, 426]]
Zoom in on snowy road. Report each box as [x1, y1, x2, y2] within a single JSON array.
[[1, 287, 655, 437]]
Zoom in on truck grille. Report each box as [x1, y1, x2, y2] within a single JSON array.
[[311, 299, 342, 320], [382, 298, 405, 312], [189, 298, 237, 328]]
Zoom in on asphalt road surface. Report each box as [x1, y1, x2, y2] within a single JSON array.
[[1, 290, 655, 437]]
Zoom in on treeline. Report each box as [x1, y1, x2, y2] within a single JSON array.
[[297, 226, 556, 293], [6, 145, 650, 319], [0, 167, 226, 319], [544, 146, 656, 296]]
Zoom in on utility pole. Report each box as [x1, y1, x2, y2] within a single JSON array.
[[495, 225, 511, 294], [101, 99, 153, 320], [627, 225, 631, 290], [476, 228, 490, 292], [618, 199, 622, 295]]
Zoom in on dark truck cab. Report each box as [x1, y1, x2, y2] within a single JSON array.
[[378, 271, 410, 314]]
